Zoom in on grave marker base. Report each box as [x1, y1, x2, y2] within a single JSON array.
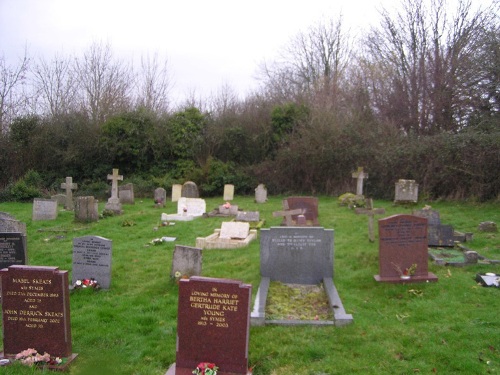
[[374, 273, 438, 283], [165, 363, 252, 375], [0, 352, 78, 372]]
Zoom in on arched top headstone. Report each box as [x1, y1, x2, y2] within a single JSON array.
[[181, 181, 199, 198]]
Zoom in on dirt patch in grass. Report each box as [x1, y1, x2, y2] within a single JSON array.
[[265, 281, 333, 320]]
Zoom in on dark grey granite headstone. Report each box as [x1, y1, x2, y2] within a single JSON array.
[[72, 236, 112, 289], [260, 227, 334, 284], [171, 245, 202, 278], [427, 224, 455, 247], [0, 232, 27, 269]]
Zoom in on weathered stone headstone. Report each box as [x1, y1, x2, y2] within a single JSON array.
[[355, 198, 386, 242], [255, 184, 267, 203], [171, 184, 182, 202], [352, 167, 368, 196], [0, 233, 27, 269], [170, 245, 202, 278], [236, 211, 260, 222], [118, 183, 134, 205], [0, 212, 26, 235], [394, 179, 419, 203], [412, 208, 455, 247], [252, 227, 352, 326], [412, 208, 441, 226], [154, 187, 167, 207], [181, 181, 199, 198], [72, 236, 112, 289], [32, 198, 58, 221], [0, 265, 77, 365], [104, 168, 123, 214], [375, 214, 438, 283], [223, 184, 235, 201], [166, 276, 252, 375], [219, 222, 250, 240], [282, 196, 319, 226], [60, 177, 77, 210], [51, 194, 66, 206], [74, 196, 99, 222]]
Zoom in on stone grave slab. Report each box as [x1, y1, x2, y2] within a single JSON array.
[[223, 184, 234, 201], [166, 276, 252, 375], [172, 184, 182, 202], [104, 168, 123, 214], [72, 236, 112, 289], [162, 198, 206, 222], [283, 197, 319, 225], [32, 198, 58, 221], [119, 183, 135, 204], [171, 245, 202, 279], [218, 204, 239, 216], [181, 181, 199, 198], [394, 179, 419, 203], [254, 184, 267, 203], [375, 214, 437, 283], [196, 222, 257, 250], [236, 211, 260, 222], [0, 212, 26, 235], [0, 265, 77, 367], [60, 177, 77, 210], [74, 196, 99, 223], [219, 222, 250, 240], [251, 227, 353, 326], [0, 232, 27, 269], [154, 187, 167, 207]]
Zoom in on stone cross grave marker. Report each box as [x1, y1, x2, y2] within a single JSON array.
[[171, 184, 182, 202], [352, 167, 368, 196], [0, 265, 78, 367], [394, 179, 419, 203], [105, 168, 123, 214], [223, 184, 235, 201], [0, 232, 27, 269], [74, 196, 99, 222], [375, 214, 438, 283], [355, 198, 386, 242], [167, 276, 252, 375], [170, 245, 202, 278], [255, 184, 267, 203], [72, 236, 112, 289], [60, 177, 77, 210], [32, 198, 58, 221]]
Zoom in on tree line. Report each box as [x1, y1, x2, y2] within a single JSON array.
[[1, 0, 499, 201]]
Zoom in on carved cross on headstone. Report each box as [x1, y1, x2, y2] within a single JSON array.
[[61, 177, 77, 211], [355, 198, 386, 242], [352, 167, 368, 196], [107, 169, 123, 201], [272, 208, 305, 226]]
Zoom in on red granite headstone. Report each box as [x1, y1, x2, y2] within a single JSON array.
[[283, 197, 319, 226], [0, 265, 77, 362], [167, 276, 252, 375], [375, 215, 438, 283]]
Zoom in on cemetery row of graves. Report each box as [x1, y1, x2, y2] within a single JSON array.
[[0, 170, 499, 374]]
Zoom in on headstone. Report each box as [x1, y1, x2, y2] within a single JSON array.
[[412, 208, 441, 226], [171, 184, 182, 202], [170, 245, 202, 278], [223, 184, 235, 201], [104, 168, 123, 214], [412, 208, 455, 247], [394, 179, 419, 203], [351, 167, 368, 196], [282, 197, 319, 226], [254, 184, 267, 203], [0, 232, 27, 269], [118, 183, 135, 205], [74, 196, 99, 222], [181, 181, 199, 198], [478, 221, 498, 232], [0, 212, 26, 235], [0, 265, 77, 364], [236, 211, 260, 222], [219, 222, 250, 240], [355, 198, 386, 242], [60, 177, 77, 210], [51, 194, 66, 206], [72, 236, 112, 289], [32, 198, 58, 221], [167, 276, 252, 375], [154, 187, 167, 207], [375, 214, 438, 283], [177, 197, 206, 217]]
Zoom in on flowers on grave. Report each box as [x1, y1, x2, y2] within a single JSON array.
[[223, 202, 231, 209], [15, 348, 62, 367], [404, 263, 417, 276], [183, 206, 188, 213], [73, 278, 100, 289], [193, 362, 218, 375]]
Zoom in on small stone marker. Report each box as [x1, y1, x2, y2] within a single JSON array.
[[236, 211, 260, 222], [171, 184, 182, 202], [105, 168, 123, 214], [219, 222, 250, 240], [254, 184, 267, 203], [167, 276, 252, 375], [74, 196, 99, 222], [355, 198, 386, 242], [478, 221, 497, 232], [394, 179, 419, 203], [352, 167, 368, 196], [223, 184, 235, 201], [181, 181, 199, 198], [171, 245, 202, 278], [32, 198, 58, 221], [0, 265, 77, 366], [218, 204, 239, 216], [375, 214, 438, 283], [72, 236, 112, 289], [0, 232, 27, 269], [118, 183, 135, 204], [60, 176, 78, 210], [154, 187, 167, 207]]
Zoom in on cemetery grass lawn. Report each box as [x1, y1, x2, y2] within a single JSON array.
[[0, 197, 499, 374]]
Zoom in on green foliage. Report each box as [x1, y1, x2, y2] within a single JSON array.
[[0, 169, 43, 202], [167, 107, 206, 161], [198, 157, 254, 197], [270, 103, 309, 147]]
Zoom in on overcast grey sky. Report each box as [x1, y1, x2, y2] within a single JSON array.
[[0, 0, 493, 103]]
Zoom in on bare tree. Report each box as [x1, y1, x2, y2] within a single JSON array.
[[74, 41, 132, 125], [135, 52, 172, 114], [0, 50, 30, 133]]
